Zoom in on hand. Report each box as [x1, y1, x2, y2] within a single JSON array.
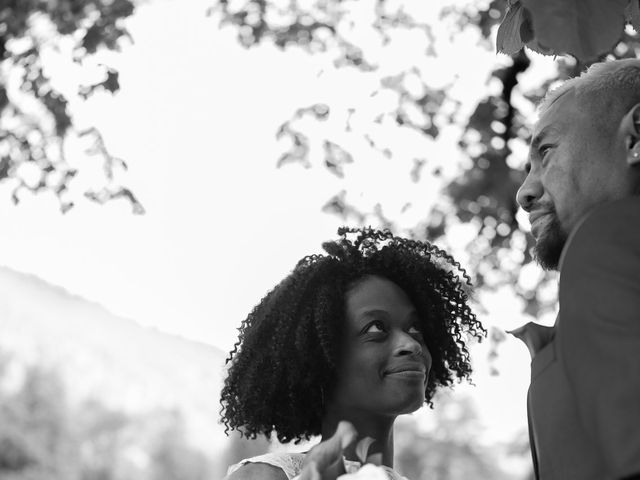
[[299, 421, 357, 480]]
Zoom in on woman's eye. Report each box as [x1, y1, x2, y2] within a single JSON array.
[[363, 321, 385, 334]]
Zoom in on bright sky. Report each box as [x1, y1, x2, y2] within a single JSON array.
[[0, 0, 557, 447]]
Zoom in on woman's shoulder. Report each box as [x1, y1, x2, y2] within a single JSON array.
[[225, 452, 306, 480], [225, 462, 287, 480]]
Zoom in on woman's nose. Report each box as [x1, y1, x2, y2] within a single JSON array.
[[393, 332, 422, 357]]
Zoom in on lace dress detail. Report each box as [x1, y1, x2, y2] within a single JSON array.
[[225, 452, 409, 480], [226, 452, 305, 479]]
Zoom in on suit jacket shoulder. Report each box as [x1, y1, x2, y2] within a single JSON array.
[[560, 196, 640, 330], [557, 196, 640, 478]]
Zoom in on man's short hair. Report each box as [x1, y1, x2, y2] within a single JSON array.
[[539, 58, 640, 137]]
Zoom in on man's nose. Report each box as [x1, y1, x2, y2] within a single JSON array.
[[516, 171, 542, 212]]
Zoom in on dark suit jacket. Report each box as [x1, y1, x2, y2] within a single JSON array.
[[528, 197, 640, 480]]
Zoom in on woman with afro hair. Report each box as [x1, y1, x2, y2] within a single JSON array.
[[222, 227, 485, 480]]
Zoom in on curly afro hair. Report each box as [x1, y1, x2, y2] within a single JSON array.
[[220, 227, 485, 444]]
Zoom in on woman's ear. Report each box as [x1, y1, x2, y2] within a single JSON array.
[[622, 103, 640, 166]]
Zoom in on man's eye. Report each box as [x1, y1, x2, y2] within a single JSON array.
[[408, 325, 423, 335], [539, 145, 553, 159], [363, 321, 385, 334]]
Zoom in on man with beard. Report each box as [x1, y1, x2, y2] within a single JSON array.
[[514, 58, 640, 479]]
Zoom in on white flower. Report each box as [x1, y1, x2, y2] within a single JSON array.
[[337, 464, 389, 480]]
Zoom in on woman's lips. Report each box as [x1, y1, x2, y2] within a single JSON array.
[[384, 363, 426, 380], [385, 370, 426, 379]]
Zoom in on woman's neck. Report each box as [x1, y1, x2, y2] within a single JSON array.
[[320, 406, 395, 467]]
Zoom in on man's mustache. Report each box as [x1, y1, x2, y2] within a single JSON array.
[[529, 202, 556, 215]]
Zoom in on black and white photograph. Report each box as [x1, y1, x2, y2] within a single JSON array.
[[1, 1, 639, 479]]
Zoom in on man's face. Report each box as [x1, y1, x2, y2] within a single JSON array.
[[516, 89, 634, 270]]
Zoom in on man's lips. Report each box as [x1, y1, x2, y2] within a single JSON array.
[[529, 211, 553, 237], [529, 210, 552, 225]]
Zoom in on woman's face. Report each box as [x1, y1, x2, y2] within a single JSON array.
[[329, 275, 432, 418]]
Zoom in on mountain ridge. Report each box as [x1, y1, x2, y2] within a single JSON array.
[[0, 264, 230, 452]]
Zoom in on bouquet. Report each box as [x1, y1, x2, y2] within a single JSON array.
[[338, 464, 389, 480]]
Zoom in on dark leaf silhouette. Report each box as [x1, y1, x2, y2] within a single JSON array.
[[498, 0, 632, 62], [0, 0, 139, 213], [323, 141, 353, 178]]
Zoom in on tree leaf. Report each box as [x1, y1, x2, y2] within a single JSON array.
[[521, 0, 628, 62], [323, 140, 353, 178], [0, 157, 10, 180], [625, 0, 640, 33], [496, 1, 526, 56]]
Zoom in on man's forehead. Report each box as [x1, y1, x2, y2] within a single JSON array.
[[543, 85, 576, 110], [533, 88, 577, 138]]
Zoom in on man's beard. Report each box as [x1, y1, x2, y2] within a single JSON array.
[[533, 211, 568, 271]]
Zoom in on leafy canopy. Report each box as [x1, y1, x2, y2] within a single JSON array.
[[0, 0, 143, 213]]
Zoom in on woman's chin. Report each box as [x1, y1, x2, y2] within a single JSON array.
[[405, 398, 426, 414], [388, 393, 426, 416]]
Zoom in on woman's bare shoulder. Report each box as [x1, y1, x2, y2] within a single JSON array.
[[225, 462, 289, 480]]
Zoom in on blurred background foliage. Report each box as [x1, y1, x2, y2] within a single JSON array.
[[394, 391, 533, 480], [0, 349, 213, 480], [0, 348, 532, 479]]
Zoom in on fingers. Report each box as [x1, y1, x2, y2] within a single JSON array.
[[335, 421, 358, 450], [305, 421, 357, 470], [301, 421, 358, 480], [355, 437, 375, 463], [365, 452, 383, 466], [299, 461, 321, 480]]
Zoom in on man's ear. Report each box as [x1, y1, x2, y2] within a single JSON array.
[[622, 103, 640, 166]]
